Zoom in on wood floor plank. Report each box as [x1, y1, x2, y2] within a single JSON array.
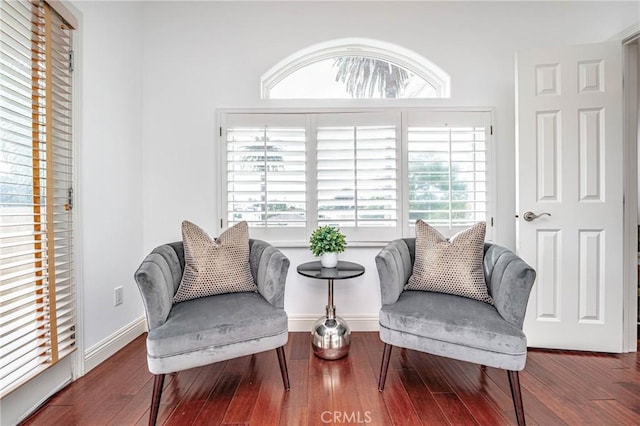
[[435, 360, 511, 426], [534, 351, 612, 401], [288, 331, 311, 361], [373, 349, 422, 426], [165, 363, 225, 425], [249, 351, 287, 426], [278, 358, 309, 426], [395, 366, 451, 425], [348, 334, 393, 426], [615, 382, 640, 414], [192, 373, 242, 426], [132, 374, 178, 426], [406, 350, 454, 394], [359, 331, 385, 359], [20, 405, 73, 426], [470, 367, 537, 426], [591, 399, 640, 425], [307, 356, 333, 426], [106, 375, 154, 425], [555, 353, 640, 415], [19, 333, 640, 426], [220, 355, 263, 424], [280, 407, 308, 426], [432, 392, 479, 425], [516, 367, 577, 425], [464, 366, 536, 426], [329, 355, 363, 424], [522, 354, 600, 423]]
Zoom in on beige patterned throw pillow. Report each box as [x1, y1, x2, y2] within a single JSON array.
[[405, 220, 493, 304], [173, 220, 257, 303]]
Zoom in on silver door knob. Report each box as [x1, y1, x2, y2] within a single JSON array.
[[523, 211, 551, 221]]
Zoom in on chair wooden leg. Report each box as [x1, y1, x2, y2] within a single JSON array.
[[149, 374, 165, 426], [507, 370, 526, 426], [378, 343, 393, 392], [276, 345, 290, 390]]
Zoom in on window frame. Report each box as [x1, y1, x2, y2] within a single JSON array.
[[218, 107, 495, 246]]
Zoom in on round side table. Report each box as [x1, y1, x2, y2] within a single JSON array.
[[296, 260, 365, 360]]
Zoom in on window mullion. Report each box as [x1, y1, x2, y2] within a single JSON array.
[[473, 127, 478, 221], [400, 112, 409, 236], [353, 126, 358, 228], [262, 127, 268, 228], [307, 114, 318, 232], [447, 128, 453, 230]]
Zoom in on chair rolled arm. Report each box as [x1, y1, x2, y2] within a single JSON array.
[[375, 239, 413, 306], [486, 248, 536, 329], [134, 248, 181, 330], [250, 240, 290, 309]]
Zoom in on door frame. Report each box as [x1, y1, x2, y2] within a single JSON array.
[[623, 28, 640, 353]]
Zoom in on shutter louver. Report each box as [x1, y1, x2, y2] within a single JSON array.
[[1, 0, 75, 397]]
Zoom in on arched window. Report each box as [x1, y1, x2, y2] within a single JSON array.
[[261, 38, 450, 99]]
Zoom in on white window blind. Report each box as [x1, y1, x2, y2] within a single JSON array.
[[316, 112, 399, 242], [406, 111, 490, 236], [221, 109, 493, 243], [225, 114, 306, 241], [1, 0, 75, 397]]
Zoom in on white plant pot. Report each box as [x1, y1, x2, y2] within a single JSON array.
[[320, 252, 339, 268]]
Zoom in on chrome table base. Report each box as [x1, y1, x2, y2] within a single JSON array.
[[311, 308, 351, 360], [311, 278, 351, 360]]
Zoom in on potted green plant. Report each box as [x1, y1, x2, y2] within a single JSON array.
[[309, 225, 347, 268]]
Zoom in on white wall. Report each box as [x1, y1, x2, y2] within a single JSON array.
[[77, 0, 145, 351], [140, 1, 639, 324]]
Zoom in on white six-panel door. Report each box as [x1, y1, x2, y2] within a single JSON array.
[[516, 42, 624, 352]]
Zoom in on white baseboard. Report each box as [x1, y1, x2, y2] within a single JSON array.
[[84, 316, 146, 373], [288, 314, 379, 332]]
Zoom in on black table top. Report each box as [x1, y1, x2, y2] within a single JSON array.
[[296, 261, 365, 280]]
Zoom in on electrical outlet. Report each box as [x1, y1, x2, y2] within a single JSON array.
[[114, 286, 123, 306]]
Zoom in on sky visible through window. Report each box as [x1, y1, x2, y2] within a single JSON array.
[[270, 57, 437, 99]]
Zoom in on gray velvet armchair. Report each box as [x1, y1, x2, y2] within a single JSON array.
[[375, 238, 535, 426], [134, 239, 290, 425]]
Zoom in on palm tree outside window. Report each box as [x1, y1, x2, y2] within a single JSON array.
[[261, 38, 451, 99]]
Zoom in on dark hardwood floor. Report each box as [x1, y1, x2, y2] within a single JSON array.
[[21, 332, 640, 425]]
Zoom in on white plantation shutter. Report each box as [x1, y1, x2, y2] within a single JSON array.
[[316, 112, 399, 241], [224, 114, 307, 241], [0, 0, 75, 397], [221, 109, 492, 243], [406, 111, 491, 237]]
